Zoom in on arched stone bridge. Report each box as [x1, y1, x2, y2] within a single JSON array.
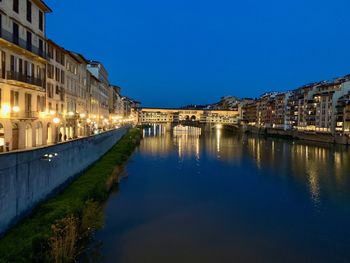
[[138, 108, 240, 128]]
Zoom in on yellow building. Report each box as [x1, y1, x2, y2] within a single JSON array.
[[0, 0, 51, 152]]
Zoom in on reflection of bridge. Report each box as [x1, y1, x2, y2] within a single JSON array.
[[138, 108, 240, 128]]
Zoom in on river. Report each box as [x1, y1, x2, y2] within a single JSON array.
[[80, 126, 350, 263]]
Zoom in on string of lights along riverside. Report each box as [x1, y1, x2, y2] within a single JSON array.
[[78, 125, 350, 263]]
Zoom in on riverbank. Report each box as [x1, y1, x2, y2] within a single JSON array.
[[244, 126, 350, 145], [0, 128, 142, 263]]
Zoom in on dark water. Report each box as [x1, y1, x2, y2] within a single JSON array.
[[82, 128, 350, 263]]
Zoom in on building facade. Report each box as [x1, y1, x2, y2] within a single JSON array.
[[0, 1, 137, 153], [0, 0, 51, 152]]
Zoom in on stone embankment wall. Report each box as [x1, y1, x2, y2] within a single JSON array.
[[244, 126, 350, 145], [0, 127, 128, 236]]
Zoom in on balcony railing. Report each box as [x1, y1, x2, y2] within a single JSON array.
[[10, 111, 39, 120], [0, 27, 47, 59], [7, 71, 43, 87]]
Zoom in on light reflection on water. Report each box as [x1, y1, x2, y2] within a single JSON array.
[[81, 126, 350, 263]]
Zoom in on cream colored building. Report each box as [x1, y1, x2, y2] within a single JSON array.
[[313, 80, 350, 134], [0, 0, 51, 152], [69, 52, 89, 137], [88, 72, 103, 132], [64, 51, 80, 138], [87, 61, 109, 131], [46, 39, 66, 142]]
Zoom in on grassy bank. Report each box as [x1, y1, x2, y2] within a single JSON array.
[[0, 128, 142, 263]]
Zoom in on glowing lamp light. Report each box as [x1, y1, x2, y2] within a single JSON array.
[[12, 106, 20, 113], [1, 104, 11, 115], [86, 118, 91, 124], [68, 111, 74, 116], [216, 124, 223, 130], [49, 110, 56, 115], [53, 117, 60, 124], [80, 113, 86, 118]]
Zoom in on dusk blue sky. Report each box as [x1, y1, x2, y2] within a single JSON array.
[[46, 0, 350, 107]]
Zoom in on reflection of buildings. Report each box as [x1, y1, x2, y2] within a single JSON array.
[[141, 125, 350, 207], [244, 135, 350, 206], [174, 134, 201, 160], [141, 125, 172, 155]]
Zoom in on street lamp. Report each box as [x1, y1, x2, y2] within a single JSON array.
[[53, 117, 60, 124], [12, 106, 20, 113]]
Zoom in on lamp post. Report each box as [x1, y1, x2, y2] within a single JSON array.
[[53, 117, 61, 143]]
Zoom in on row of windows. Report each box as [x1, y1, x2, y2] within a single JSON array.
[[0, 14, 44, 55], [0, 50, 43, 79], [47, 83, 64, 100], [48, 102, 64, 113], [47, 45, 65, 65], [47, 64, 65, 84], [0, 88, 46, 113], [12, 0, 44, 31], [66, 61, 77, 75]]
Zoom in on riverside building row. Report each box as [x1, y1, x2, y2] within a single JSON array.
[[0, 0, 139, 152], [240, 75, 350, 140]]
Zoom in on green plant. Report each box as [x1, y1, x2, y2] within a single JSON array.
[[0, 128, 142, 263]]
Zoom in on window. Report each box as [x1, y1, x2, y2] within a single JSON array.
[[39, 11, 43, 31], [55, 85, 59, 95], [48, 45, 53, 59], [61, 70, 65, 84], [60, 53, 65, 65], [55, 67, 60, 82], [41, 97, 46, 111], [47, 64, 54, 79], [26, 31, 32, 51], [56, 50, 60, 63], [10, 91, 19, 107], [18, 59, 22, 74], [13, 22, 19, 45], [24, 61, 28, 76], [30, 63, 34, 77], [37, 95, 41, 112], [13, 0, 19, 13], [27, 1, 32, 22], [0, 51, 5, 79], [38, 39, 43, 56], [47, 83, 53, 98], [36, 65, 41, 79], [10, 55, 15, 72]]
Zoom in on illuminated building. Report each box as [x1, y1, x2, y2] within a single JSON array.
[[0, 0, 51, 151]]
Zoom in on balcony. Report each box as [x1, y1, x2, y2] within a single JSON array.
[[65, 113, 80, 119], [10, 111, 39, 120], [0, 28, 46, 59], [7, 71, 43, 87]]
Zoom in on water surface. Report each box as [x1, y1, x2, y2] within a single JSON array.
[[82, 128, 350, 263]]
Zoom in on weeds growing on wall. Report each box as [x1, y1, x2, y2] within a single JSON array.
[[0, 128, 142, 263]]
